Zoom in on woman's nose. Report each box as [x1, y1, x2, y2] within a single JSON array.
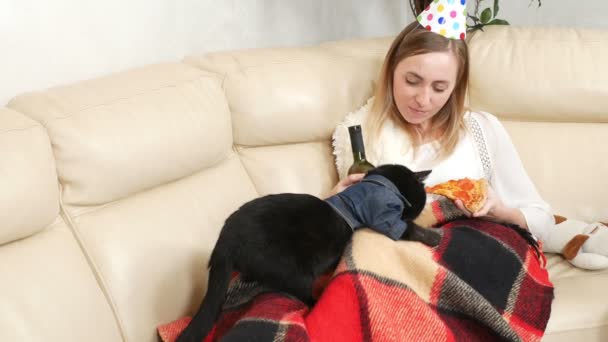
[[415, 89, 431, 107]]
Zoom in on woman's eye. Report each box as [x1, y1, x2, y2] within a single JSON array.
[[406, 79, 417, 85], [434, 87, 447, 93]]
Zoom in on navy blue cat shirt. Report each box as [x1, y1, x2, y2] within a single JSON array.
[[325, 174, 412, 240]]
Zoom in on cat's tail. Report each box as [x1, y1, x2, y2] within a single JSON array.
[[175, 253, 233, 342], [503, 223, 541, 259]]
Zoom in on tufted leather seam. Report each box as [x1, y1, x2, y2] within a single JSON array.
[[205, 71, 261, 198], [231, 139, 333, 149], [185, 48, 354, 80], [0, 225, 52, 248], [64, 150, 243, 218], [58, 183, 128, 342], [232, 145, 261, 197], [0, 125, 42, 135], [20, 72, 220, 127]]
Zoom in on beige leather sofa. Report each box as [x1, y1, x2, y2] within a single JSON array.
[[1, 26, 606, 342]]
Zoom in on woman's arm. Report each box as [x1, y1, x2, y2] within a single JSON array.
[[473, 112, 554, 241]]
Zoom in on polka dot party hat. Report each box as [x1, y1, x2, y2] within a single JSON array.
[[417, 0, 467, 40]]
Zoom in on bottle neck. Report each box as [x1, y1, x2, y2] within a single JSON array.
[[349, 127, 367, 162], [352, 150, 367, 162]]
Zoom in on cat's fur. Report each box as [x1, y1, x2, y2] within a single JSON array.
[[176, 164, 438, 342]]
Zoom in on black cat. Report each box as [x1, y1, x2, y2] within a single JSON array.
[[176, 164, 440, 342]]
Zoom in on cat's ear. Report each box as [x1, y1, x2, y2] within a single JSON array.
[[414, 170, 432, 182]]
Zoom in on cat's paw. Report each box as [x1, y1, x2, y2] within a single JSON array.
[[418, 228, 443, 247], [401, 223, 443, 247]]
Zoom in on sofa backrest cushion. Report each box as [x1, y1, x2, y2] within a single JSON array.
[[468, 26, 608, 123], [0, 108, 58, 244], [9, 63, 234, 206], [184, 47, 379, 196]]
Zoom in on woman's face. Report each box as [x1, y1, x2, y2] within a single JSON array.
[[392, 51, 459, 130]]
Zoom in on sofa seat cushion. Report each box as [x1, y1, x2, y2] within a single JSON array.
[[0, 220, 124, 341], [544, 253, 608, 340]]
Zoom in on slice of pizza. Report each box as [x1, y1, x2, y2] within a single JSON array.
[[425, 178, 488, 213]]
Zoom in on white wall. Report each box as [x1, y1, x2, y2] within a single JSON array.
[[0, 0, 412, 104], [0, 0, 605, 105], [497, 1, 607, 29]]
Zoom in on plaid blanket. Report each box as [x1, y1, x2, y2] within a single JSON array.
[[159, 200, 554, 342]]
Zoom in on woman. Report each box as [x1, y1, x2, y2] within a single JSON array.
[[330, 20, 553, 242]]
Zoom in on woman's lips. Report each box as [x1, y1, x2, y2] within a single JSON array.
[[408, 106, 427, 115]]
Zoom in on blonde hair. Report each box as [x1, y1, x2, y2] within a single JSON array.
[[366, 21, 469, 160]]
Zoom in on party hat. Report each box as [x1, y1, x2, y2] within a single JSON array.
[[417, 0, 467, 40]]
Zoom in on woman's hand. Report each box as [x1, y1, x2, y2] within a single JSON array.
[[454, 185, 502, 219], [454, 185, 529, 229], [325, 173, 365, 198]]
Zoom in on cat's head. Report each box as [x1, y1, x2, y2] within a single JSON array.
[[365, 164, 430, 220]]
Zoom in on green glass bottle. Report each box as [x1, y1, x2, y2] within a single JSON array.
[[347, 125, 376, 175]]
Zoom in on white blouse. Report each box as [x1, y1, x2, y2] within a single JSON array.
[[332, 100, 553, 241]]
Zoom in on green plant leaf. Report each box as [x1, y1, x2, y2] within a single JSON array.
[[494, 0, 500, 17], [480, 8, 493, 24], [488, 18, 510, 25]]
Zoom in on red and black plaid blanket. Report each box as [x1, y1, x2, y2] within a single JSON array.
[[159, 199, 554, 342]]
